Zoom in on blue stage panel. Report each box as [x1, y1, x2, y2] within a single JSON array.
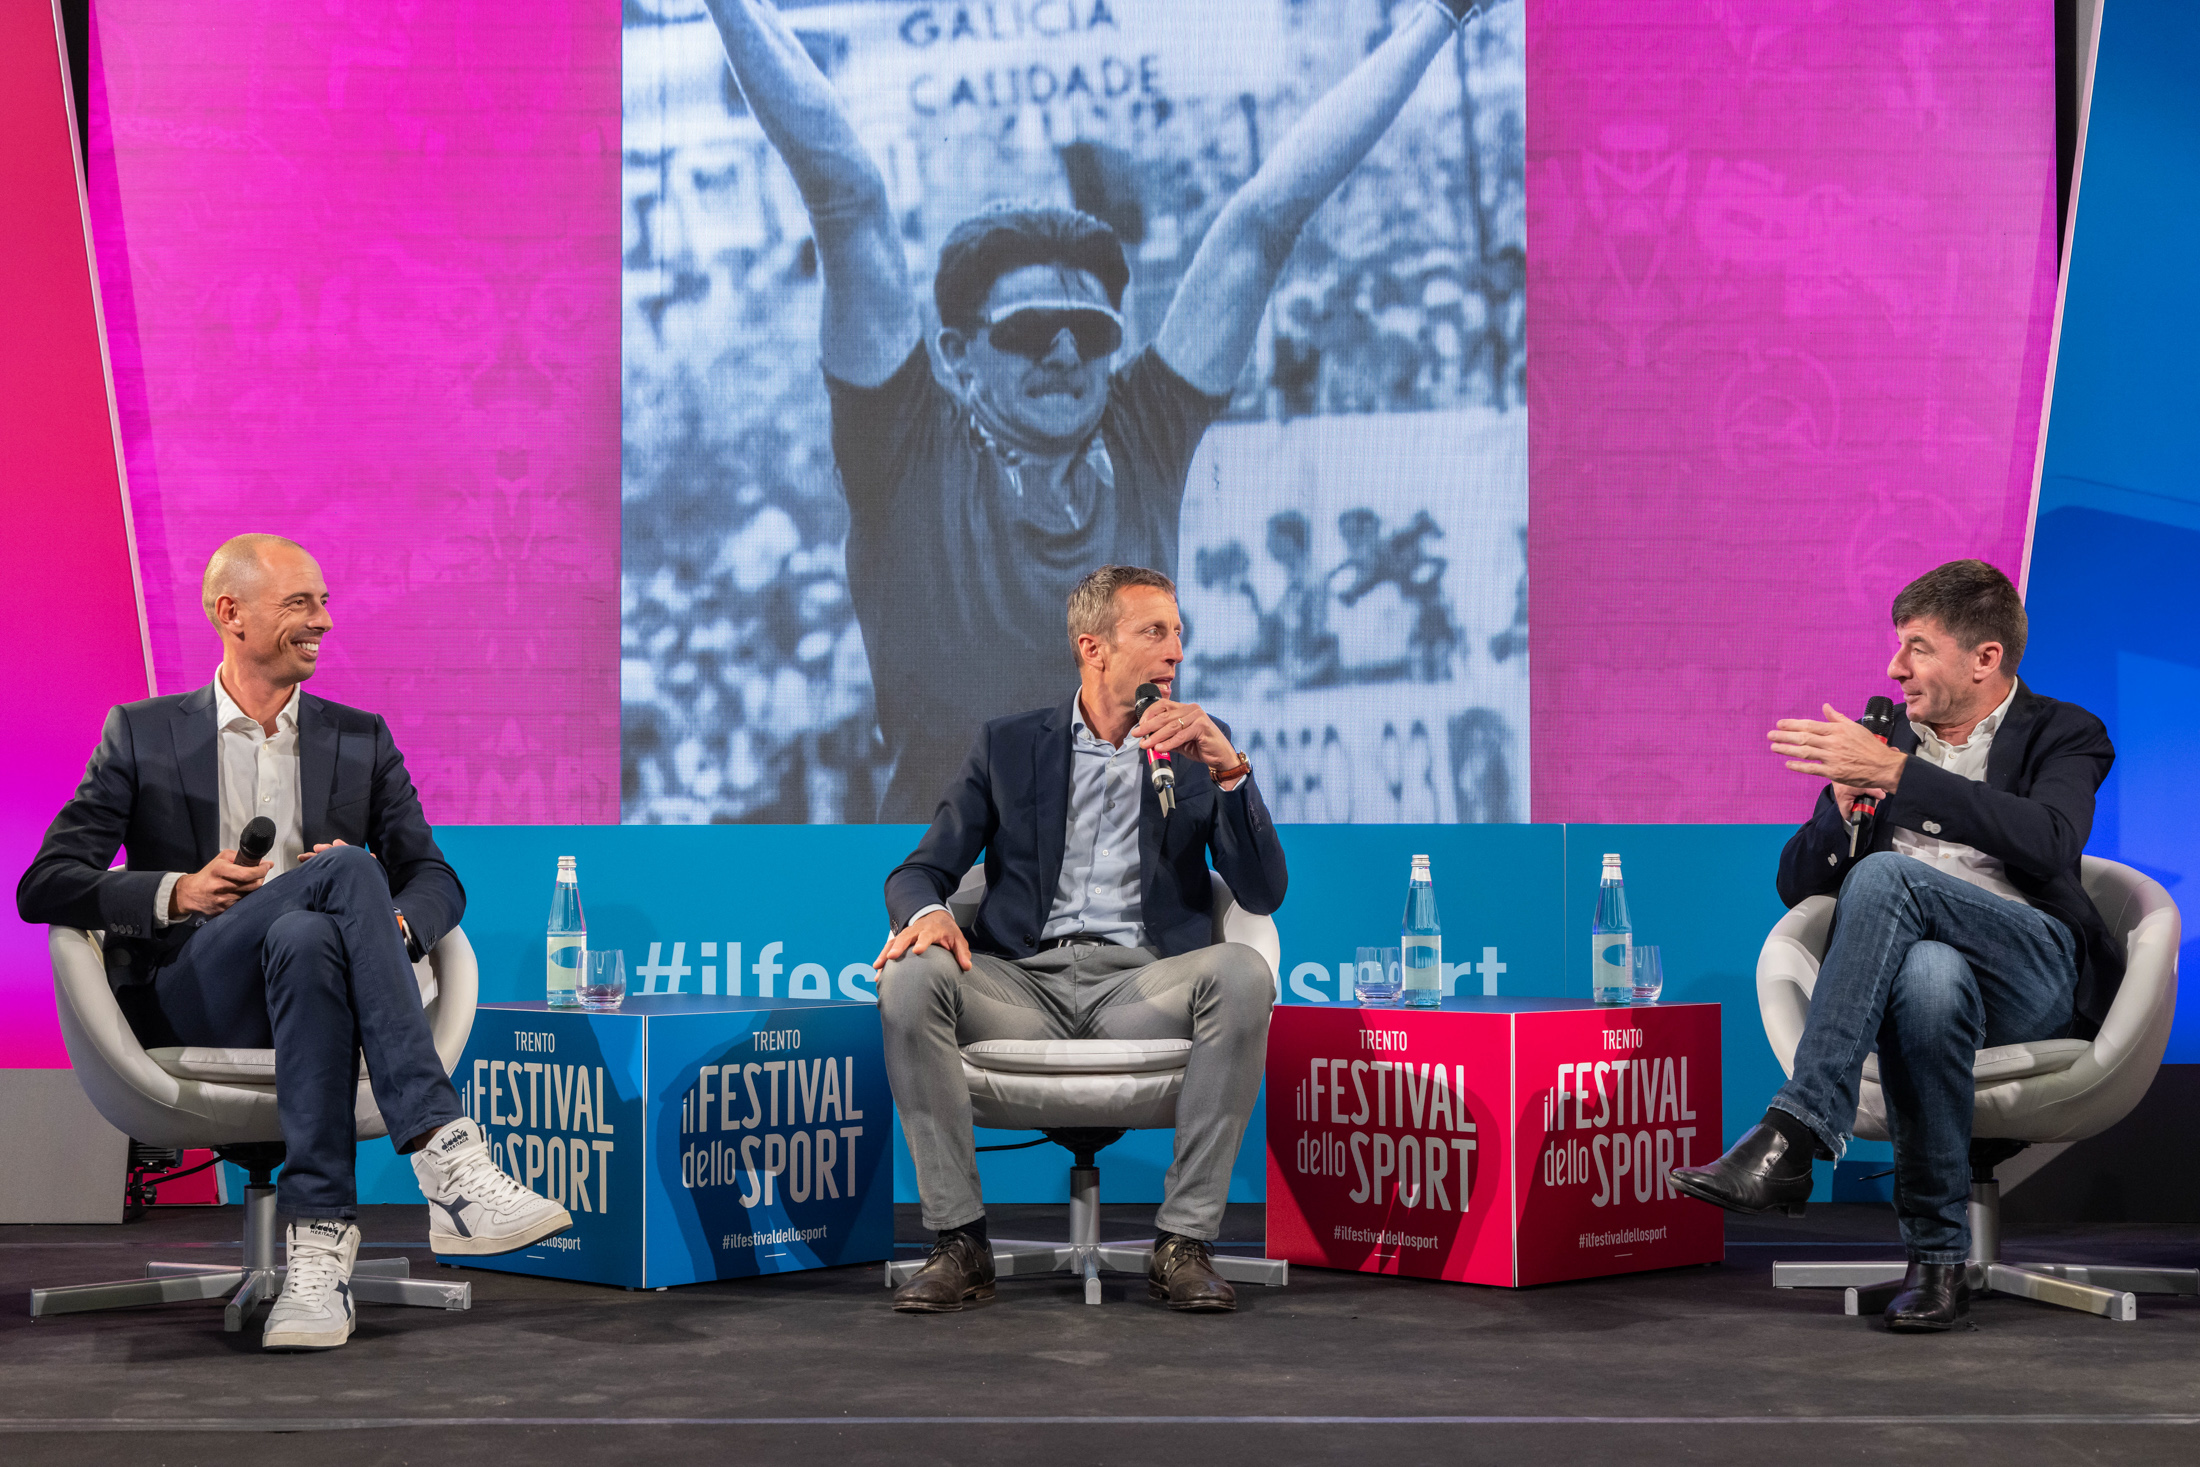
[[2026, 0, 2200, 1060]]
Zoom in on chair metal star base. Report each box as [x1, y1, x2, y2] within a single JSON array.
[[884, 1129, 1289, 1306], [1772, 1176, 2199, 1323], [28, 1147, 470, 1328]]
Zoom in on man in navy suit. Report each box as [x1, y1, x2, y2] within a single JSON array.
[[873, 565, 1288, 1313], [1671, 560, 2122, 1332], [20, 535, 567, 1350]]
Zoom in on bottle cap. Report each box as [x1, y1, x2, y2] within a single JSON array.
[[558, 855, 576, 869], [1602, 853, 1621, 863], [1412, 853, 1430, 864]]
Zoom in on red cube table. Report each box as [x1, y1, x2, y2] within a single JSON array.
[[1266, 997, 1723, 1286]]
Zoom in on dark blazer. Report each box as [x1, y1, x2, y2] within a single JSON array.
[[884, 695, 1288, 960], [18, 682, 465, 995], [1776, 682, 2122, 1035]]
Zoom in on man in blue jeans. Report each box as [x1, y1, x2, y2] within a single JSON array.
[[1670, 561, 2122, 1332], [20, 535, 569, 1350]]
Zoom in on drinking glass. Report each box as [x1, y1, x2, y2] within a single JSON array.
[[1632, 945, 1664, 1004], [1354, 944, 1400, 1006], [579, 950, 626, 1012]]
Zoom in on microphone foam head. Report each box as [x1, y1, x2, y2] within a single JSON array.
[[237, 815, 277, 864]]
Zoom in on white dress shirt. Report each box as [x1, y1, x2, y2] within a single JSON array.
[[1889, 680, 2029, 905], [153, 670, 304, 927], [1039, 698, 1147, 947]]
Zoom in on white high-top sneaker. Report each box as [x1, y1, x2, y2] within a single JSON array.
[[263, 1217, 359, 1351], [413, 1117, 572, 1255]]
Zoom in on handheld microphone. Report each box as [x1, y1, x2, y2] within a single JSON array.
[[1847, 695, 1898, 856], [236, 815, 277, 868], [1133, 682, 1177, 817]]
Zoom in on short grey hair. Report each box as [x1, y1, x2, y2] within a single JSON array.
[[1066, 564, 1176, 651], [1890, 559, 2027, 672], [202, 533, 306, 626]]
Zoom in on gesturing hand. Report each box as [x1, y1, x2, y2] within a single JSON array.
[[171, 849, 272, 919], [873, 908, 971, 974], [1769, 704, 1907, 793]]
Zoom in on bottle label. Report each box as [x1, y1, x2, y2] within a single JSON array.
[[1402, 937, 1441, 990], [1592, 932, 1632, 1000], [548, 934, 582, 998]]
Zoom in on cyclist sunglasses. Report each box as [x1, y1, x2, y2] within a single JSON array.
[[982, 300, 1125, 361]]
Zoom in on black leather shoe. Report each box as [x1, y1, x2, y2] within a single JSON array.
[[892, 1232, 995, 1313], [1148, 1233, 1236, 1311], [1884, 1262, 1970, 1332], [1667, 1121, 1813, 1217]]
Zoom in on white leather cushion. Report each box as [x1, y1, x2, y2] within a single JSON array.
[[960, 1039, 1193, 1075], [1861, 1038, 2091, 1088], [964, 1065, 1184, 1130], [147, 1047, 277, 1082]]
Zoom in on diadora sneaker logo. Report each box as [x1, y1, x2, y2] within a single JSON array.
[[307, 1219, 346, 1241], [439, 1125, 472, 1153]]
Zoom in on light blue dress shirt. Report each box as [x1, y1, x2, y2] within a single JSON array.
[[1040, 696, 1147, 947]]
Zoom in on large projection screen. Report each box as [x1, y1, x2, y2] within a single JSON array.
[[620, 0, 1529, 826]]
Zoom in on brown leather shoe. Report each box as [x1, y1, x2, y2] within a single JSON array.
[[893, 1232, 995, 1313], [1148, 1233, 1236, 1311]]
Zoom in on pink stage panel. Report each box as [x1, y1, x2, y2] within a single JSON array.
[[1525, 2, 2059, 822], [82, 0, 622, 826], [1267, 1001, 1722, 1286], [0, 2, 151, 1067]]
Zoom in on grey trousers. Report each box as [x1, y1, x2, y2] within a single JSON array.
[[878, 940, 1274, 1240]]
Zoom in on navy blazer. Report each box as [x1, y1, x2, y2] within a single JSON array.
[[17, 683, 465, 995], [1775, 683, 2122, 1035], [884, 695, 1288, 959]]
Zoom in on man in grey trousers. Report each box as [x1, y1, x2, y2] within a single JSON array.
[[874, 565, 1289, 1313]]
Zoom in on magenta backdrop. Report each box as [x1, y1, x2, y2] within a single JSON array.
[[84, 0, 621, 827], [55, 0, 2060, 854], [1524, 1, 2058, 823]]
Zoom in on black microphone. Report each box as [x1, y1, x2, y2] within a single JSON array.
[[1133, 681, 1177, 816], [1847, 695, 1898, 856], [236, 815, 277, 867]]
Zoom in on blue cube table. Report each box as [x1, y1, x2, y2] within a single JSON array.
[[447, 995, 892, 1289]]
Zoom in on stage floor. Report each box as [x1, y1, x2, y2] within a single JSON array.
[[3, 1203, 2197, 1464]]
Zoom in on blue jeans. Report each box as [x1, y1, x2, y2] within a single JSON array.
[[1772, 852, 2078, 1264], [132, 846, 462, 1219]]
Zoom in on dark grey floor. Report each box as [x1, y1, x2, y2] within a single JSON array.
[[3, 1201, 2197, 1465]]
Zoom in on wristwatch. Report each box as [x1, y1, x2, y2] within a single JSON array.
[[1208, 753, 1252, 785], [394, 907, 426, 964]]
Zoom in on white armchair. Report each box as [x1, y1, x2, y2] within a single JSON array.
[[1760, 856, 2194, 1320], [883, 868, 1289, 1304], [29, 925, 479, 1328]]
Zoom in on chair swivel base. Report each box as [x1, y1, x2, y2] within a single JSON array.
[[1771, 1180, 2200, 1323], [28, 1183, 470, 1328], [883, 1163, 1289, 1306]]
